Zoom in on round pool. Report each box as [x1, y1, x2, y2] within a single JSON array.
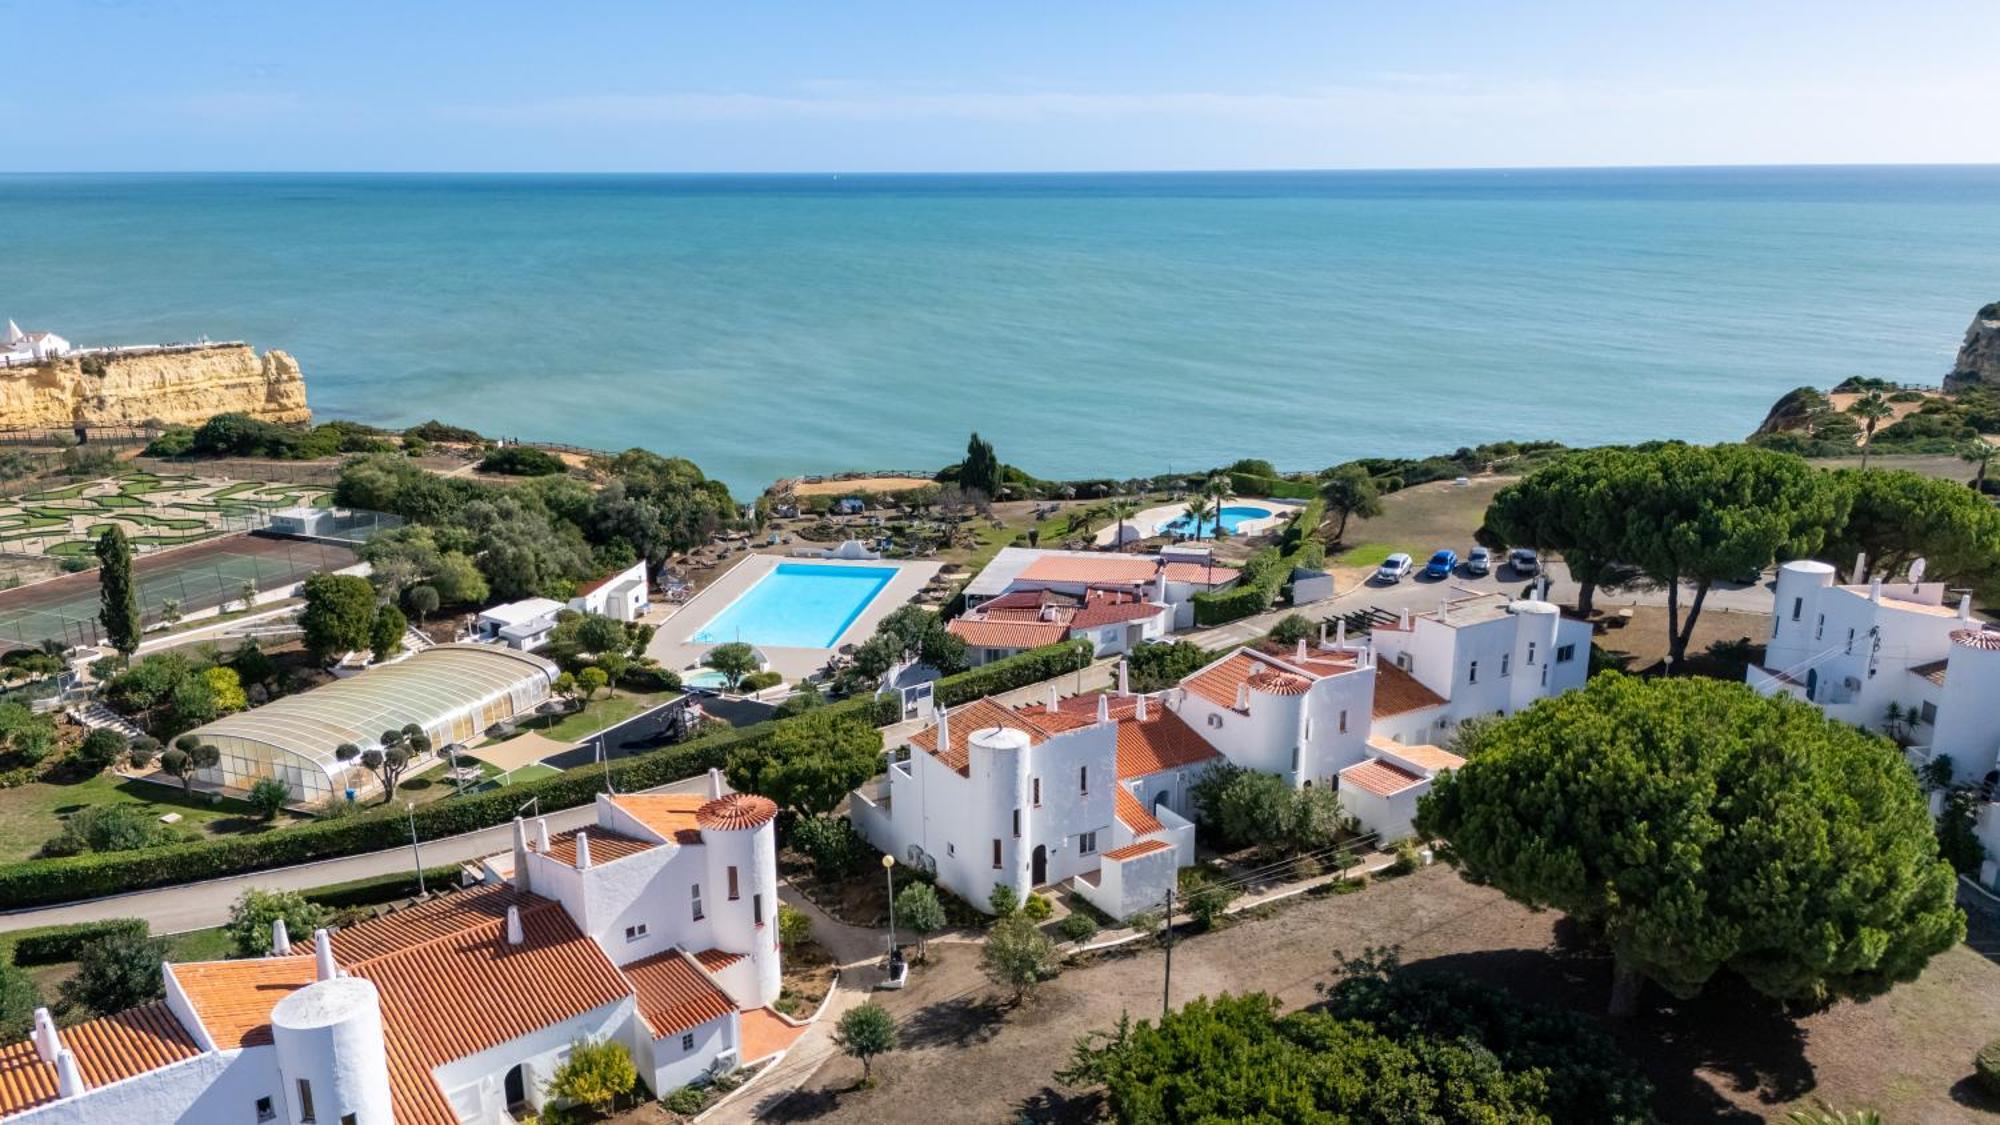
[[1158, 504, 1275, 538], [683, 670, 732, 690]]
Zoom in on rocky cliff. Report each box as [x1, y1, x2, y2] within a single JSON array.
[[1945, 301, 2000, 393], [0, 344, 310, 430]]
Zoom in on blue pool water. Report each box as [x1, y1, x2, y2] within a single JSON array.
[[1159, 504, 1276, 539], [683, 670, 731, 689], [690, 563, 898, 649]]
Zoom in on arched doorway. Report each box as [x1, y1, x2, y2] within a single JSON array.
[[1805, 668, 1818, 702], [1031, 844, 1047, 886], [504, 1064, 527, 1111]]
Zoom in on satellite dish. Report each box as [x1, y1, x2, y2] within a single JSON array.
[[1909, 558, 1927, 583]]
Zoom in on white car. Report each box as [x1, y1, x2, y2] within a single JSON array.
[[1375, 553, 1413, 583]]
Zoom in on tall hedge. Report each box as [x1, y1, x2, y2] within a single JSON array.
[[0, 639, 1095, 909], [1192, 499, 1327, 626]]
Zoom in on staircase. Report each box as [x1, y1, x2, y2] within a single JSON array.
[[68, 701, 147, 741], [403, 627, 435, 654]]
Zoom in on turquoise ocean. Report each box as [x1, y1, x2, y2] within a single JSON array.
[[1, 167, 1996, 495]]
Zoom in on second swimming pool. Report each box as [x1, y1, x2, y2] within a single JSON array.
[[689, 563, 898, 649]]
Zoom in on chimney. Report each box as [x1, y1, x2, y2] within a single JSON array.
[[1047, 684, 1059, 712], [1335, 619, 1347, 648], [313, 929, 337, 982], [534, 817, 552, 854], [1154, 572, 1168, 602], [574, 830, 592, 871], [505, 904, 525, 946], [1400, 607, 1411, 630], [53, 1049, 84, 1100], [1869, 577, 1883, 603], [1234, 683, 1249, 711], [1853, 551, 1868, 584], [1318, 622, 1328, 647], [1095, 693, 1110, 724], [1117, 660, 1129, 696], [271, 917, 292, 957], [1295, 638, 1307, 662], [936, 706, 952, 753], [1960, 594, 1974, 620], [31, 1008, 58, 1063], [707, 767, 725, 799], [1136, 693, 1149, 721]]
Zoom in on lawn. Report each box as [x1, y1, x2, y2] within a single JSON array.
[[1329, 475, 1510, 565], [516, 690, 679, 743], [0, 772, 303, 861]]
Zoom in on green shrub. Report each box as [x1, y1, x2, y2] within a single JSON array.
[[660, 1085, 707, 1114], [777, 903, 813, 949], [988, 882, 1020, 917], [1385, 840, 1422, 877], [1057, 912, 1099, 945], [740, 670, 785, 692], [477, 446, 568, 476], [1977, 1038, 2000, 1098], [1022, 892, 1053, 921], [3, 919, 150, 966]]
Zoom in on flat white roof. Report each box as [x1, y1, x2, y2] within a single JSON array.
[[479, 597, 565, 626]]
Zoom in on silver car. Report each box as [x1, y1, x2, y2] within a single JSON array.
[[1466, 546, 1492, 576], [1375, 553, 1413, 583]]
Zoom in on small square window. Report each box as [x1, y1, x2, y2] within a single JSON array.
[[1079, 831, 1097, 854], [681, 1033, 696, 1052], [1555, 644, 1576, 664], [256, 1097, 276, 1123], [624, 923, 648, 942]]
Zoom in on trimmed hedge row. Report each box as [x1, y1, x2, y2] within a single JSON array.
[[4, 918, 150, 966], [1192, 500, 1327, 627], [0, 639, 1097, 909], [1226, 471, 1320, 501]]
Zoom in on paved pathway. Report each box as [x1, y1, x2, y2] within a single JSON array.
[[0, 772, 720, 935]]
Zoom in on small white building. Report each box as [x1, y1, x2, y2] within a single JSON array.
[[0, 778, 801, 1123], [1, 321, 71, 366], [570, 561, 651, 623], [476, 598, 566, 651]]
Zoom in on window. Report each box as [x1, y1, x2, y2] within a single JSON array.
[[1468, 660, 1478, 684], [1845, 627, 1855, 654], [1031, 777, 1041, 806], [1920, 701, 1938, 725], [681, 1033, 696, 1052], [1396, 652, 1411, 671], [257, 1097, 275, 1123], [727, 866, 739, 900], [624, 922, 649, 942], [1815, 613, 1825, 640], [1526, 641, 1537, 666], [1079, 831, 1098, 854], [1555, 644, 1576, 664], [341, 1116, 357, 1125], [753, 893, 764, 927], [1338, 709, 1348, 733], [1079, 766, 1088, 794], [297, 1079, 316, 1124], [691, 884, 703, 922], [1500, 654, 1511, 677], [1791, 595, 1803, 622], [992, 839, 1002, 868], [1012, 809, 1021, 837], [1540, 665, 1548, 687], [1206, 712, 1223, 729]]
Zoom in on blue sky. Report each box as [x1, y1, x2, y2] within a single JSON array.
[[7, 1, 1996, 171]]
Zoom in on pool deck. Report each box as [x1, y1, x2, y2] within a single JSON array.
[[1094, 497, 1304, 546], [647, 553, 943, 682]]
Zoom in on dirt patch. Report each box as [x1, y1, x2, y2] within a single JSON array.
[[792, 477, 938, 497], [776, 944, 838, 1019], [1592, 604, 1770, 678], [765, 866, 2000, 1124]]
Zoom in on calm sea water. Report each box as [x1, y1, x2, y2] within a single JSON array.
[[1, 168, 1996, 495]]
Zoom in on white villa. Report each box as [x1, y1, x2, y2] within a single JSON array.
[[570, 561, 651, 623], [855, 589, 1591, 919], [1, 322, 71, 366], [962, 546, 1243, 635], [475, 598, 567, 651], [0, 779, 802, 1124]]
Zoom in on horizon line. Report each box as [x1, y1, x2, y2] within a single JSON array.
[[4, 160, 2000, 177]]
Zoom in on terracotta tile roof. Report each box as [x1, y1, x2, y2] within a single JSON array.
[[694, 948, 745, 971], [910, 698, 1054, 775], [1103, 838, 1172, 861], [1248, 668, 1312, 695], [1115, 787, 1164, 835], [1069, 600, 1168, 629], [1161, 561, 1240, 586], [329, 883, 524, 962], [172, 957, 315, 1047], [1252, 641, 1360, 679], [1184, 651, 1264, 710], [1909, 659, 1949, 686], [741, 1006, 808, 1063], [981, 589, 1080, 612], [1018, 555, 1161, 586], [1114, 709, 1220, 780], [621, 949, 738, 1039], [1373, 662, 1447, 719], [608, 793, 707, 844], [1340, 758, 1427, 797], [697, 793, 779, 832], [542, 826, 658, 867], [0, 1003, 201, 1117], [946, 617, 1069, 649], [1953, 628, 2000, 650], [1019, 693, 1140, 725], [352, 896, 634, 1125], [1367, 738, 1465, 773]]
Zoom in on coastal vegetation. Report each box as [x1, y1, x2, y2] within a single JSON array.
[[1750, 378, 2000, 463]]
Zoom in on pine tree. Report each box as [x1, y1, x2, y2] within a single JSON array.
[[96, 526, 141, 658]]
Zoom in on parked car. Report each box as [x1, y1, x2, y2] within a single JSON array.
[[1375, 553, 1414, 583], [1466, 546, 1492, 576], [1423, 549, 1458, 579], [1509, 548, 1541, 576]]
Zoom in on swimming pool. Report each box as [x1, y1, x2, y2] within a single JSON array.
[[689, 563, 898, 649], [1158, 504, 1276, 538]]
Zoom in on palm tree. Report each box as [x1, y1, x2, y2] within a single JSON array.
[[1204, 474, 1237, 528], [1180, 497, 1214, 542], [1108, 500, 1135, 549], [1961, 438, 1996, 493], [1849, 390, 1893, 470]]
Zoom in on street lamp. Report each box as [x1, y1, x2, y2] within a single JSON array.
[[404, 801, 427, 897], [881, 854, 897, 961]]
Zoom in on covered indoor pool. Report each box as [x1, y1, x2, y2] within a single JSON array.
[[1158, 504, 1276, 538], [689, 563, 897, 649]]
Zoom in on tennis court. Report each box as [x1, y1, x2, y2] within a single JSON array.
[[0, 533, 359, 650]]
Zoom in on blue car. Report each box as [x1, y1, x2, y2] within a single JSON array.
[[1423, 549, 1458, 579]]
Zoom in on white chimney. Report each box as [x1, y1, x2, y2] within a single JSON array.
[[31, 1008, 58, 1063], [1960, 594, 1974, 620], [511, 817, 533, 895], [1335, 619, 1347, 648], [1295, 639, 1307, 661], [1117, 660, 1129, 696], [1318, 622, 1328, 647], [271, 917, 292, 957], [1047, 684, 1059, 712], [1400, 607, 1412, 630], [53, 1048, 84, 1099], [1869, 577, 1883, 603], [1136, 693, 1150, 721], [936, 706, 952, 752], [1234, 683, 1249, 711], [1853, 551, 1868, 584], [534, 817, 552, 854], [707, 767, 725, 799], [313, 929, 337, 982], [574, 831, 592, 871], [505, 904, 525, 945], [1096, 693, 1110, 724]]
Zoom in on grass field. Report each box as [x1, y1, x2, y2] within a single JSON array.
[[1331, 476, 1511, 565], [0, 772, 305, 861]]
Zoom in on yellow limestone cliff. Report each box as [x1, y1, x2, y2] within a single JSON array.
[[0, 344, 310, 430]]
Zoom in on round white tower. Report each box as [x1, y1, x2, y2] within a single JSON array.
[[698, 792, 782, 1006], [1931, 629, 2000, 782], [968, 725, 1033, 908], [1246, 669, 1311, 780], [1505, 600, 1562, 707], [270, 976, 393, 1125], [1767, 561, 1838, 671]]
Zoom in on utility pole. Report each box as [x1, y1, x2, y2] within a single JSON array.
[[1161, 884, 1175, 1019], [404, 801, 427, 897]]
